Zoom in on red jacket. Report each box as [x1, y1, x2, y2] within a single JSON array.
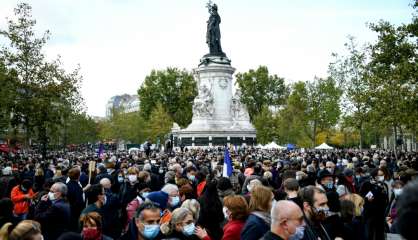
[[222, 219, 246, 240], [11, 186, 35, 215]]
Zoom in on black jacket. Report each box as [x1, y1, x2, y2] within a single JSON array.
[[35, 199, 71, 240], [261, 231, 284, 240], [66, 180, 85, 231]]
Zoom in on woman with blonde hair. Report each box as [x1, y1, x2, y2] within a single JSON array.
[[240, 185, 273, 240], [161, 207, 210, 240], [347, 193, 365, 217], [8, 220, 43, 240], [181, 199, 201, 222]]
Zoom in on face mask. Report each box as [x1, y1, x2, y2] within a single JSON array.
[[170, 196, 180, 207], [82, 227, 101, 240], [159, 169, 164, 174], [377, 176, 385, 182], [182, 223, 195, 236], [141, 192, 150, 198], [128, 175, 138, 183], [325, 182, 334, 190], [143, 224, 160, 239], [247, 184, 252, 193], [188, 175, 196, 181], [393, 188, 403, 197], [326, 168, 333, 173], [296, 175, 302, 181], [222, 207, 229, 220], [102, 195, 107, 205], [118, 176, 124, 183], [289, 226, 305, 240], [48, 192, 56, 201], [312, 206, 329, 221], [21, 186, 27, 192]]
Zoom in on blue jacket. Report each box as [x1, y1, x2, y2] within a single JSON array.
[[241, 213, 270, 240]]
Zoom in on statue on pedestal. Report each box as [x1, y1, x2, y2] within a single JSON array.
[[231, 89, 250, 121], [206, 2, 225, 57]]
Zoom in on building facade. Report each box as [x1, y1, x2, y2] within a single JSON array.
[[105, 94, 140, 118]]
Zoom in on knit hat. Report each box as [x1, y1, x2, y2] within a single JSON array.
[[146, 191, 169, 210]]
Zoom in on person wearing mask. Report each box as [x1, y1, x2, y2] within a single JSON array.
[[222, 195, 248, 240], [10, 179, 37, 221], [181, 199, 201, 224], [66, 167, 86, 231], [386, 180, 405, 230], [7, 220, 44, 240], [121, 202, 163, 240], [161, 207, 211, 240], [339, 200, 366, 240], [325, 161, 336, 175], [359, 168, 389, 240], [298, 186, 332, 240], [241, 185, 273, 240], [261, 200, 305, 240], [80, 211, 113, 240], [120, 167, 140, 207], [34, 182, 71, 240], [198, 179, 224, 240], [126, 182, 151, 224]]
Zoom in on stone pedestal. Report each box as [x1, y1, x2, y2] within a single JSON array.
[[172, 55, 256, 146]]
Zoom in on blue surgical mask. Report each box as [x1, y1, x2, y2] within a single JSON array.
[[289, 226, 305, 240], [171, 196, 180, 207], [118, 176, 124, 183], [325, 182, 334, 190], [182, 223, 195, 236], [188, 175, 196, 181], [143, 224, 160, 239]]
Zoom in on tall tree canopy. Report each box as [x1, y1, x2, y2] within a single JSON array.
[[138, 68, 197, 128]]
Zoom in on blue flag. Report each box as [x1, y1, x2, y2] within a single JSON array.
[[223, 146, 233, 177]]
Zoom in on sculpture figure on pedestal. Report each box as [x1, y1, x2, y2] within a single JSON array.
[[231, 89, 250, 121], [206, 2, 225, 57], [193, 85, 214, 118]]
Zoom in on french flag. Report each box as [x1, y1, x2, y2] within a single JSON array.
[[223, 146, 233, 177]]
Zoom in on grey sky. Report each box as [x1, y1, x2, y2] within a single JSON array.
[[0, 0, 414, 117]]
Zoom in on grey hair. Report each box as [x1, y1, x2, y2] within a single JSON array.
[[181, 199, 200, 221], [161, 184, 179, 195], [54, 182, 68, 196], [161, 207, 192, 235]]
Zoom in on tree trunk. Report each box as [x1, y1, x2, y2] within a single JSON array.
[[359, 121, 363, 150], [393, 125, 398, 161], [312, 121, 317, 148]]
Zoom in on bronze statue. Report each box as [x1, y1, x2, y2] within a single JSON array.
[[206, 2, 225, 57]]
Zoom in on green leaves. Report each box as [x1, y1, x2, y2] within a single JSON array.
[[138, 68, 197, 128], [235, 66, 288, 120], [0, 3, 83, 153]]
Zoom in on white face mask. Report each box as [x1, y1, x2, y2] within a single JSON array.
[[222, 207, 229, 220], [128, 175, 138, 183], [393, 188, 403, 197], [48, 192, 56, 201], [377, 176, 385, 182]]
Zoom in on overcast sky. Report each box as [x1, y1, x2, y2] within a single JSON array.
[[0, 0, 414, 117]]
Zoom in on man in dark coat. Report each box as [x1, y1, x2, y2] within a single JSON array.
[[66, 167, 85, 231], [35, 182, 71, 240]]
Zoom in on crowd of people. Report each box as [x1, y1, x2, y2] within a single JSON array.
[[0, 146, 417, 240]]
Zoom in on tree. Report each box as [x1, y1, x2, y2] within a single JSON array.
[[328, 36, 371, 149], [366, 18, 418, 150], [252, 107, 277, 144], [0, 3, 83, 156], [305, 78, 342, 147], [65, 113, 99, 145], [276, 82, 310, 145], [138, 68, 197, 128], [146, 103, 173, 144], [235, 66, 288, 120]]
